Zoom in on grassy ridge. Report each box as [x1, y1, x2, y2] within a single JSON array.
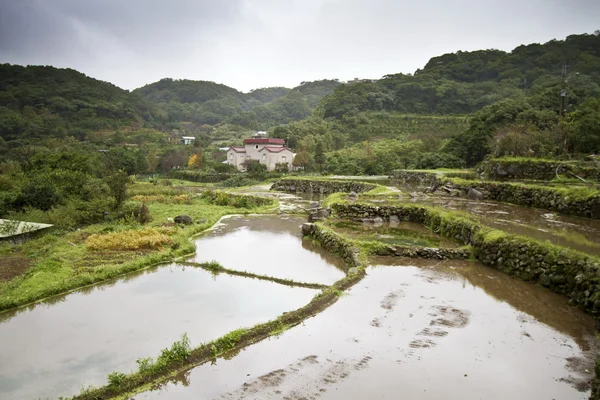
[[0, 186, 276, 312]]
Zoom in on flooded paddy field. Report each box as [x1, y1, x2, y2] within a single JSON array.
[[138, 258, 597, 400], [0, 263, 317, 400], [190, 215, 346, 284], [325, 219, 461, 248], [394, 197, 600, 257]]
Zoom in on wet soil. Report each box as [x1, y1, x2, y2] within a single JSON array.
[[0, 263, 317, 400], [0, 254, 31, 281], [190, 215, 346, 284], [138, 260, 597, 400], [325, 219, 460, 248]]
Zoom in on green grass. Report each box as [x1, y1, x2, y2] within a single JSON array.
[[0, 193, 275, 312]]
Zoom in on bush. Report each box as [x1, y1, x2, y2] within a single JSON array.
[[274, 162, 289, 173], [219, 175, 258, 188], [416, 152, 466, 169]]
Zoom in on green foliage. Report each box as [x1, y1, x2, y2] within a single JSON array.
[[416, 152, 466, 169], [105, 171, 131, 209], [0, 64, 156, 141], [243, 159, 267, 174], [107, 372, 127, 388], [200, 190, 273, 209], [320, 33, 600, 119], [219, 175, 259, 188], [568, 97, 600, 153], [133, 78, 339, 129]]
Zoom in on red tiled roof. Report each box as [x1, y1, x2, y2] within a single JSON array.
[[243, 138, 285, 145], [260, 146, 293, 153], [230, 146, 246, 153]]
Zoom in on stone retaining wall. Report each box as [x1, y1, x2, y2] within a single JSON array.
[[389, 170, 441, 186], [331, 202, 600, 317], [271, 179, 376, 195], [481, 158, 600, 181], [373, 245, 470, 259], [301, 223, 362, 270], [449, 180, 600, 219]]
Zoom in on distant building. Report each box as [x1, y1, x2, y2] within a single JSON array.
[[226, 133, 294, 172], [181, 136, 196, 145]]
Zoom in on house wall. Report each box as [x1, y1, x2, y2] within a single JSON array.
[[265, 150, 294, 171], [227, 150, 246, 171]]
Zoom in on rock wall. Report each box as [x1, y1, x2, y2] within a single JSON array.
[[450, 180, 600, 219], [389, 170, 441, 186], [331, 202, 600, 317], [374, 245, 470, 259], [271, 179, 376, 195], [481, 158, 600, 181], [302, 223, 362, 270]]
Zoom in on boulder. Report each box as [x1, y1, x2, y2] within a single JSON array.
[[174, 215, 194, 225], [467, 188, 484, 201], [309, 201, 320, 210], [301, 223, 314, 236], [348, 191, 358, 200]]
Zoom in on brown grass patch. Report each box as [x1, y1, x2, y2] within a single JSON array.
[[130, 194, 193, 204], [85, 228, 173, 251], [0, 255, 31, 281]]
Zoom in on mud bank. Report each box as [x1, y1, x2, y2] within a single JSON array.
[[270, 178, 376, 195]]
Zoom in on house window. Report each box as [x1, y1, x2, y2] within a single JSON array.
[[246, 155, 251, 159], [262, 153, 267, 161], [229, 154, 233, 160], [281, 156, 287, 162], [255, 145, 259, 149]]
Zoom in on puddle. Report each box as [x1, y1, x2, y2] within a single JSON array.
[[190, 215, 346, 284], [396, 197, 600, 256], [138, 259, 597, 400], [325, 219, 460, 248], [0, 263, 317, 400]]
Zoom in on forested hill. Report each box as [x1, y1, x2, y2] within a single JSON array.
[[0, 64, 157, 142], [320, 32, 600, 118], [133, 78, 340, 129]]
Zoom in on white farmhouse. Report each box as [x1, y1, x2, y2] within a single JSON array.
[[227, 135, 294, 172], [181, 136, 196, 145]]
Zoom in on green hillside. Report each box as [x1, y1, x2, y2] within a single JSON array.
[[0, 64, 156, 142], [133, 78, 340, 129]]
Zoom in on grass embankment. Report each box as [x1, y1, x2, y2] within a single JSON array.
[[180, 261, 328, 290], [71, 229, 366, 400], [0, 184, 275, 312]]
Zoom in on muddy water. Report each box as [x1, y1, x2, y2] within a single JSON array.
[[394, 196, 600, 256], [191, 215, 346, 284], [326, 219, 460, 248], [139, 259, 597, 400], [0, 264, 317, 400]]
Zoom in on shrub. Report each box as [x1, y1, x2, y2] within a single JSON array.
[[107, 371, 126, 388], [416, 152, 466, 169], [219, 175, 258, 188]]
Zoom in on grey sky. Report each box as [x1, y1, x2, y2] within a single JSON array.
[[1, 0, 598, 92]]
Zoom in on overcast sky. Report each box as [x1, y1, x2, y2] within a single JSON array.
[[0, 0, 599, 92]]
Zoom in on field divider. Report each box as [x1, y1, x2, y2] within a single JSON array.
[[179, 261, 329, 290]]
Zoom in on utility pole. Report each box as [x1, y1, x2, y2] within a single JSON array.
[[560, 64, 567, 118]]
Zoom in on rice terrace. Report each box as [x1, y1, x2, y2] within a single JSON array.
[[1, 9, 600, 399]]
